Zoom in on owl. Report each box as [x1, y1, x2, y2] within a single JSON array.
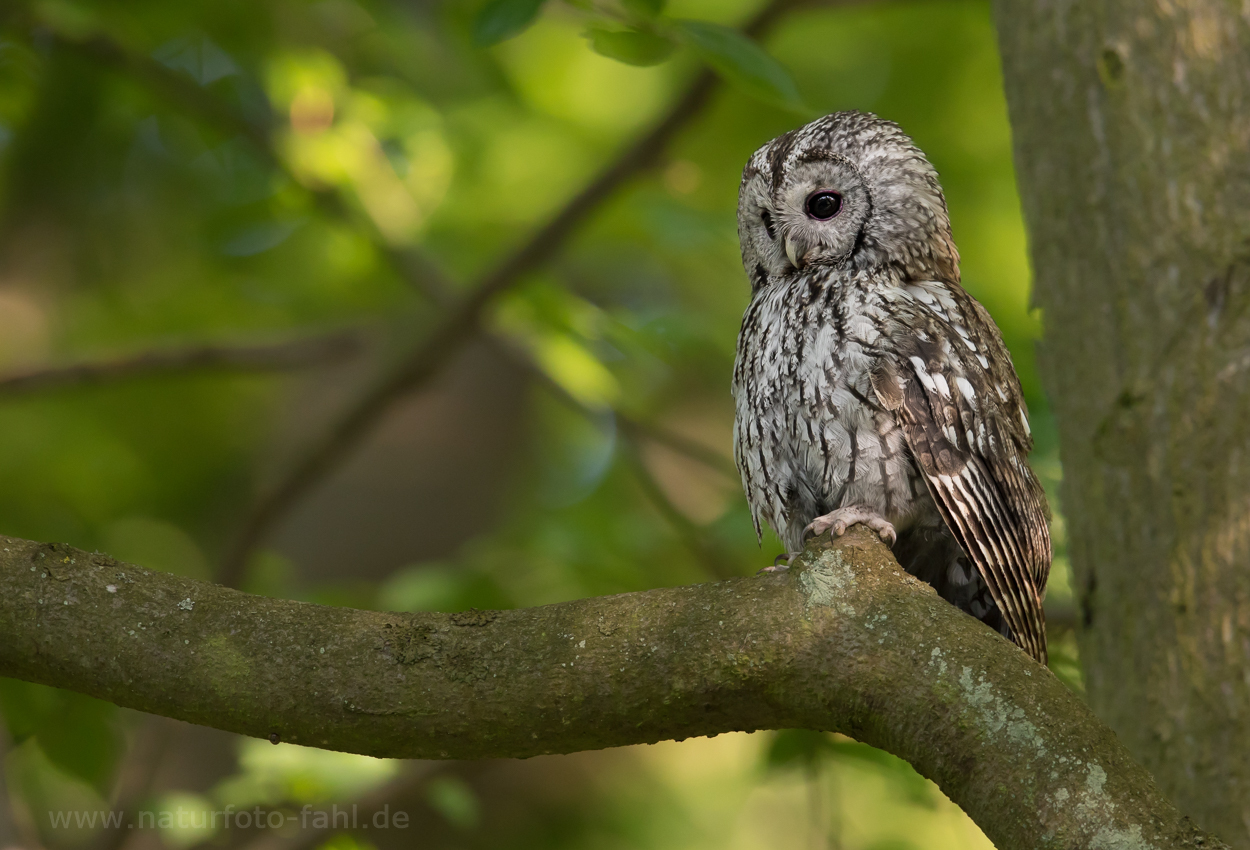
[[731, 111, 1051, 663]]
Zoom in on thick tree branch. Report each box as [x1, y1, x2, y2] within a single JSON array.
[[0, 527, 1225, 849], [0, 331, 363, 395]]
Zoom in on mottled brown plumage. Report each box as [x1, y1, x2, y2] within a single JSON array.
[[732, 111, 1051, 662]]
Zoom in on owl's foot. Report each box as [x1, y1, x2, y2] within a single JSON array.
[[804, 505, 897, 547], [758, 551, 801, 573]]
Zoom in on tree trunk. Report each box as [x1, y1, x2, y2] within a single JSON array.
[[993, 0, 1250, 843]]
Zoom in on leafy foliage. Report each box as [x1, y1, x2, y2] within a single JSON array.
[[473, 0, 550, 47], [0, 0, 1069, 848], [671, 18, 803, 108], [0, 680, 121, 795], [585, 27, 676, 67]]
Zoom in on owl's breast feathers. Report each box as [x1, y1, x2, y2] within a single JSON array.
[[733, 273, 1051, 663], [732, 270, 925, 549]]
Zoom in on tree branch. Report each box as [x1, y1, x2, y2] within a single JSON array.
[[0, 331, 364, 395], [0, 528, 1226, 849]]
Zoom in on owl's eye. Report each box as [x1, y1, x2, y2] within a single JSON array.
[[760, 210, 776, 240], [805, 191, 843, 221]]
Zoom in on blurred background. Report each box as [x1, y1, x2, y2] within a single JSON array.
[[0, 0, 1078, 847]]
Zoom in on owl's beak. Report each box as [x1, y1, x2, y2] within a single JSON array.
[[784, 236, 804, 269]]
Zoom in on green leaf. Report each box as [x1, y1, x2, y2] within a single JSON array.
[[671, 19, 803, 109], [472, 0, 547, 47], [827, 740, 937, 808], [586, 27, 675, 66], [425, 776, 481, 829], [622, 0, 666, 17], [0, 677, 53, 741], [37, 696, 123, 795], [0, 679, 122, 795], [763, 729, 837, 770]]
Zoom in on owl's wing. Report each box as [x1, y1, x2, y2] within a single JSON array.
[[870, 281, 1051, 663]]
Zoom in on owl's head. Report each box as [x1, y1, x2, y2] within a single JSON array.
[[737, 111, 959, 291]]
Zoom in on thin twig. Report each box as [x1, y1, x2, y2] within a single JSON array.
[[619, 432, 736, 580], [86, 716, 176, 850], [214, 0, 801, 587], [0, 332, 364, 396], [620, 416, 739, 480], [484, 331, 738, 479], [510, 339, 737, 578]]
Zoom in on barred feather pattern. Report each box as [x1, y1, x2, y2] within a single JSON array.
[[732, 111, 1051, 662]]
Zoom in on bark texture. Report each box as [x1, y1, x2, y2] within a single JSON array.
[[992, 1, 1250, 843], [0, 529, 1227, 849]]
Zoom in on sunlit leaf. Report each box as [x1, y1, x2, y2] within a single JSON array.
[[491, 284, 622, 409], [472, 0, 547, 47], [154, 792, 216, 848], [866, 840, 921, 850], [827, 740, 937, 808], [671, 19, 803, 109], [213, 738, 397, 807], [425, 776, 480, 829], [585, 27, 674, 66]]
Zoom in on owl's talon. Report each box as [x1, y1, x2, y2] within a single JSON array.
[[759, 551, 801, 573], [803, 505, 897, 548]]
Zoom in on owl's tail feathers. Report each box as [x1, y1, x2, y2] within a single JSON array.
[[894, 523, 1046, 663]]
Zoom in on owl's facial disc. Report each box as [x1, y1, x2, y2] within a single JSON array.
[[737, 168, 793, 288], [774, 156, 870, 271]]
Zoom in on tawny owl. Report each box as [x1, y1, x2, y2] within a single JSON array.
[[732, 111, 1051, 663]]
